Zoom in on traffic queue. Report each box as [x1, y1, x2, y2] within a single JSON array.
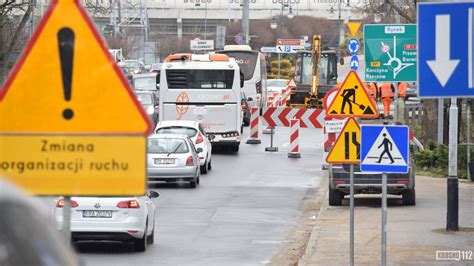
[[49, 46, 270, 252]]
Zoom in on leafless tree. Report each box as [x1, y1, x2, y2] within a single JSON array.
[[0, 0, 32, 86]]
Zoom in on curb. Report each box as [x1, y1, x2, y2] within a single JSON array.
[[298, 174, 329, 265]]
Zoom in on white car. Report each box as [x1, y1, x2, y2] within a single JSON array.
[[267, 79, 288, 94], [155, 120, 212, 174], [54, 191, 159, 252]]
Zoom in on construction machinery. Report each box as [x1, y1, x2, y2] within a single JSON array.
[[288, 35, 338, 108]]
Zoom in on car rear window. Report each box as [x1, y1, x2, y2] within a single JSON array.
[[166, 70, 234, 89], [147, 138, 189, 154], [137, 94, 153, 105], [156, 127, 197, 138]]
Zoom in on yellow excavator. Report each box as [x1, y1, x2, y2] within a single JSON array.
[[288, 35, 338, 108]]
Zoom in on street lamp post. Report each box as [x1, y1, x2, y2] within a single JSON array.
[[270, 4, 294, 79]]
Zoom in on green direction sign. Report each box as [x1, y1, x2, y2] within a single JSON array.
[[364, 24, 417, 82]]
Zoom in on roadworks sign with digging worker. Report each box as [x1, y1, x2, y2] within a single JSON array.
[[326, 71, 378, 118]]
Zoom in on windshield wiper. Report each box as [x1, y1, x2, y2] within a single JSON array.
[[167, 142, 183, 157]]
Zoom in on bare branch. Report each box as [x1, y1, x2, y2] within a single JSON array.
[[5, 4, 31, 58], [385, 0, 416, 23]]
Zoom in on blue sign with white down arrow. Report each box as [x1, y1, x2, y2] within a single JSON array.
[[418, 2, 474, 98]]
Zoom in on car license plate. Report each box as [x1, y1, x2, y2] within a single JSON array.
[[83, 210, 112, 218], [155, 158, 175, 164]]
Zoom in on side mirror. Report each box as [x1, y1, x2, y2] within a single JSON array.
[[196, 147, 203, 153], [148, 190, 160, 198], [339, 57, 344, 65], [240, 72, 245, 88], [247, 97, 253, 102], [208, 134, 216, 141]]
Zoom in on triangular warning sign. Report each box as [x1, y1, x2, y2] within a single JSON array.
[[287, 79, 296, 88], [0, 0, 151, 134], [326, 71, 378, 118], [361, 127, 407, 166], [347, 22, 361, 37], [326, 118, 360, 164]]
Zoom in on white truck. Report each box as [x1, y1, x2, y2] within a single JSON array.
[[159, 53, 243, 152]]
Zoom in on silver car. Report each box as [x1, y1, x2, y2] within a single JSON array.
[[147, 134, 201, 188]]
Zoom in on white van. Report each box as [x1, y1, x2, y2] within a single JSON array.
[[159, 53, 242, 152]]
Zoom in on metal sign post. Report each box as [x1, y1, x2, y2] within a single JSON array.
[[381, 173, 388, 265], [467, 100, 472, 181], [447, 98, 459, 230], [63, 196, 71, 244], [265, 127, 278, 152], [349, 163, 355, 266]]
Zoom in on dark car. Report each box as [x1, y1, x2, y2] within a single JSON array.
[[328, 145, 417, 206], [136, 91, 159, 126], [241, 91, 251, 127]]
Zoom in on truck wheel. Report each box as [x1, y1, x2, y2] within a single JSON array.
[[402, 189, 416, 206], [329, 187, 344, 206]]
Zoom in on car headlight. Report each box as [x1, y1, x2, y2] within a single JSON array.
[[146, 106, 154, 114]]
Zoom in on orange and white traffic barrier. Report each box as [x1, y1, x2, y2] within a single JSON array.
[[288, 118, 301, 158], [246, 107, 261, 144]]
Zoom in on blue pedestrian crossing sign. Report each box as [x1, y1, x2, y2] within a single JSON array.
[[350, 55, 359, 71], [360, 125, 409, 173], [346, 38, 360, 55], [418, 2, 474, 98]]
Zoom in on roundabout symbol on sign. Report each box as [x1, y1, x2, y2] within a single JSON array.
[[346, 38, 360, 55]]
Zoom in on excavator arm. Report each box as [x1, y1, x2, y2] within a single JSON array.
[[305, 35, 321, 108]]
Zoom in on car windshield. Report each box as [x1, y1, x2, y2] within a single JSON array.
[[267, 80, 287, 87], [147, 138, 189, 153], [156, 127, 197, 138], [137, 94, 153, 105]]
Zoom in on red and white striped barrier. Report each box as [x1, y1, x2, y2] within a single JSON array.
[[280, 86, 291, 106], [264, 93, 281, 134], [263, 107, 325, 128], [246, 107, 261, 144], [288, 118, 301, 158]]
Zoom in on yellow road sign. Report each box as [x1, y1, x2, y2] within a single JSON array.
[[0, 0, 152, 134], [0, 136, 146, 196], [326, 118, 360, 164], [0, 0, 150, 196], [326, 71, 378, 118], [347, 22, 361, 37]]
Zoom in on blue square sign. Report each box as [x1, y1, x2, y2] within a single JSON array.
[[360, 125, 409, 173], [418, 2, 474, 98]]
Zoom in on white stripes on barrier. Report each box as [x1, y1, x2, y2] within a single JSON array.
[[246, 107, 261, 144], [288, 118, 301, 158]]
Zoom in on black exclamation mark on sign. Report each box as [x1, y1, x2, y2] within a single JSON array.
[[58, 27, 75, 120]]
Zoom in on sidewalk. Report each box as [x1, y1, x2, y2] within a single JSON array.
[[299, 176, 474, 265]]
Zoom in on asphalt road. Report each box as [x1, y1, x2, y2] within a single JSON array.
[[69, 126, 324, 266]]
